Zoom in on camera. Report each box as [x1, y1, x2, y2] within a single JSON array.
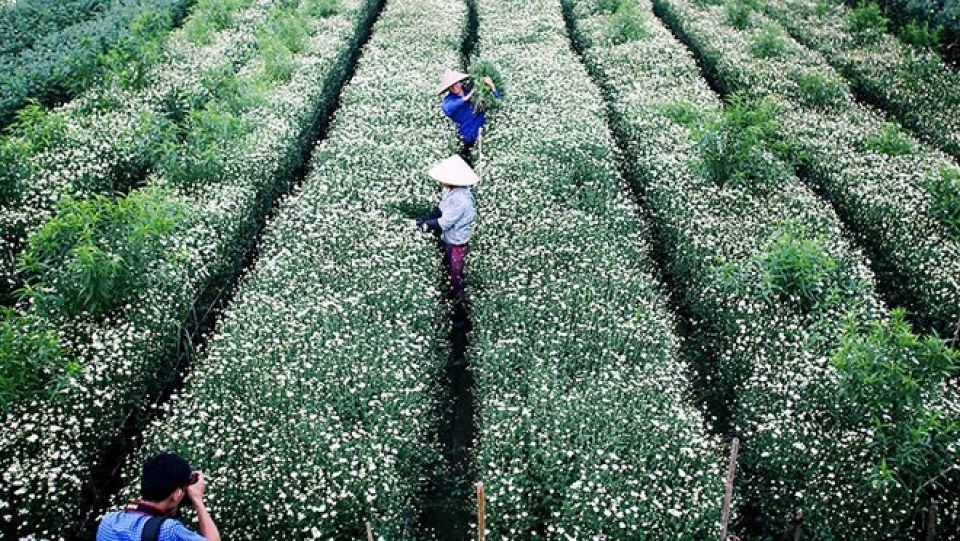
[[180, 471, 199, 509]]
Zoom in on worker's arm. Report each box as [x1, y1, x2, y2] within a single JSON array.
[[194, 501, 220, 541], [186, 473, 221, 541]]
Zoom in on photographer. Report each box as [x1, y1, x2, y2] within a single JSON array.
[[97, 451, 221, 541]]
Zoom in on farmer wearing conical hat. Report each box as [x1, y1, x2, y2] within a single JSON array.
[[437, 69, 498, 149], [415, 155, 478, 301]]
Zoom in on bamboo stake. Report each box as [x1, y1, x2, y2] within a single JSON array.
[[365, 521, 373, 541], [925, 499, 937, 541], [476, 127, 484, 179], [477, 481, 486, 541], [719, 438, 740, 541]]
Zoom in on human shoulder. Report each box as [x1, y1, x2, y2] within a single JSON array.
[[96, 510, 141, 541], [441, 93, 468, 114], [159, 518, 207, 541]]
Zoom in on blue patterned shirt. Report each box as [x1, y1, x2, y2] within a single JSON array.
[[438, 187, 475, 246], [96, 511, 207, 541]]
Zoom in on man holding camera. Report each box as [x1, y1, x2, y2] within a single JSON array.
[[97, 451, 221, 541]]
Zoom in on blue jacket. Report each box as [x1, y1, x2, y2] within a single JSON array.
[[441, 86, 499, 144]]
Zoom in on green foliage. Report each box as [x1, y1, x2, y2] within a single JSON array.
[[468, 60, 504, 113], [794, 72, 847, 109], [8, 102, 66, 153], [185, 0, 243, 44], [832, 311, 960, 489], [596, 0, 622, 13], [0, 0, 193, 129], [659, 101, 706, 130], [18, 188, 192, 319], [184, 12, 216, 44], [697, 94, 791, 192], [266, 7, 311, 55], [849, 1, 888, 43], [204, 0, 242, 31], [100, 9, 174, 90], [258, 30, 297, 82], [726, 0, 760, 29], [815, 1, 830, 16], [750, 25, 790, 58], [0, 139, 32, 206], [607, 0, 649, 44], [0, 104, 59, 204], [0, 308, 78, 413], [304, 0, 339, 17], [154, 105, 246, 191], [760, 232, 849, 313], [863, 124, 914, 156], [925, 166, 960, 242], [0, 0, 109, 57], [898, 19, 943, 53]]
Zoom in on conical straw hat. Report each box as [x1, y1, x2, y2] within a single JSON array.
[[427, 155, 479, 186], [437, 69, 469, 94]]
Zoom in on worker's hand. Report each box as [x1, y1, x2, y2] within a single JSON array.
[[185, 471, 207, 506], [483, 76, 496, 90]]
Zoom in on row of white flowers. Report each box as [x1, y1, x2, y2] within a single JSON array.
[[0, 0, 383, 537], [469, 0, 725, 537], [112, 0, 467, 537], [653, 0, 960, 341], [0, 0, 275, 290], [569, 0, 958, 537], [756, 0, 960, 160]]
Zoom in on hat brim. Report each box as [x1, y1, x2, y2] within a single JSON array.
[[437, 71, 469, 94], [427, 155, 479, 186]]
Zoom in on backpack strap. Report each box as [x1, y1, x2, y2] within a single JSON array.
[[141, 515, 167, 541]]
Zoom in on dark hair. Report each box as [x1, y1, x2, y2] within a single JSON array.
[[141, 451, 192, 501]]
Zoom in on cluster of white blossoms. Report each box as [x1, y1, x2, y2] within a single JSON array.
[[114, 0, 468, 537], [1, 0, 386, 536], [468, 0, 725, 538], [0, 0, 278, 287], [756, 0, 960, 161], [586, 0, 959, 537], [653, 0, 960, 338]]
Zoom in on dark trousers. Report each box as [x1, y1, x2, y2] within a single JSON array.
[[443, 243, 469, 300]]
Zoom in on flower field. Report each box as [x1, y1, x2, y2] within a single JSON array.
[[567, 0, 959, 537], [1, 0, 958, 539], [755, 0, 960, 161], [467, 0, 724, 537], [653, 0, 960, 339]]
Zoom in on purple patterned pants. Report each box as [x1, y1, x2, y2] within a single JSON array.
[[444, 243, 469, 300]]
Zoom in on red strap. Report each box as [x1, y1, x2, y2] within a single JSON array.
[[124, 500, 169, 517]]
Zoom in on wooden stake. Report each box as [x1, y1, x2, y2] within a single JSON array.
[[365, 521, 373, 541], [719, 438, 740, 541], [477, 481, 486, 541], [925, 499, 937, 541]]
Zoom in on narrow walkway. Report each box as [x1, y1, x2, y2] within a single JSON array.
[[418, 2, 479, 538]]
